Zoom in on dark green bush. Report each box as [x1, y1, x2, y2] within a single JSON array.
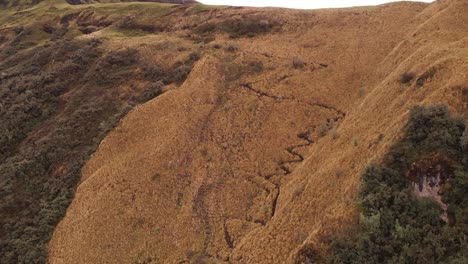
[[325, 105, 467, 264]]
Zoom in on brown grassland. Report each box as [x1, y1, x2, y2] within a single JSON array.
[[0, 0, 467, 263]]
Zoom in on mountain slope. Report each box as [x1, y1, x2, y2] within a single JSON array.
[[0, 0, 466, 263], [45, 0, 467, 263]]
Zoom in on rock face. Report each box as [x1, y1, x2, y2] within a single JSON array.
[[408, 154, 455, 221], [43, 0, 467, 263]]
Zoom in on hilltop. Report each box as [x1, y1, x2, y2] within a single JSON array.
[[0, 0, 466, 263]]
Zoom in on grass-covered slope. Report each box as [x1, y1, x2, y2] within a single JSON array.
[[0, 0, 466, 263], [0, 2, 204, 262]]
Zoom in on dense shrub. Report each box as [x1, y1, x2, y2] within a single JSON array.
[[462, 124, 468, 152], [0, 39, 101, 161], [324, 105, 467, 264], [143, 64, 165, 82], [140, 81, 164, 103], [0, 39, 111, 262], [88, 47, 139, 85], [104, 47, 139, 66], [172, 64, 193, 84]]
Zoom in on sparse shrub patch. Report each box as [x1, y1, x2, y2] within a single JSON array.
[[193, 17, 277, 39], [188, 51, 201, 62], [416, 67, 437, 87], [246, 60, 264, 74], [225, 41, 238, 52], [194, 22, 216, 34], [400, 72, 414, 84], [292, 56, 305, 69], [221, 17, 274, 38], [225, 59, 264, 82], [117, 16, 164, 33]]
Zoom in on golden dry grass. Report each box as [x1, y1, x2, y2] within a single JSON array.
[[47, 0, 467, 263]]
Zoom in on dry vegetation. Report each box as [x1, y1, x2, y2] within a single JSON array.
[[0, 0, 467, 263], [0, 4, 199, 260]]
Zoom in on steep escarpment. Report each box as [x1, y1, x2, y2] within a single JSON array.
[[0, 0, 466, 263]]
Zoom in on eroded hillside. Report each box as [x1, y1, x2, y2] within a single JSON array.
[[0, 0, 467, 263]]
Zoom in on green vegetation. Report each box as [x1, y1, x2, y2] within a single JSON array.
[[0, 39, 127, 263], [325, 105, 467, 263], [0, 25, 195, 262]]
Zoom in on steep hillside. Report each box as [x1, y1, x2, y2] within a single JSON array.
[[0, 1, 203, 262], [0, 0, 466, 263]]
